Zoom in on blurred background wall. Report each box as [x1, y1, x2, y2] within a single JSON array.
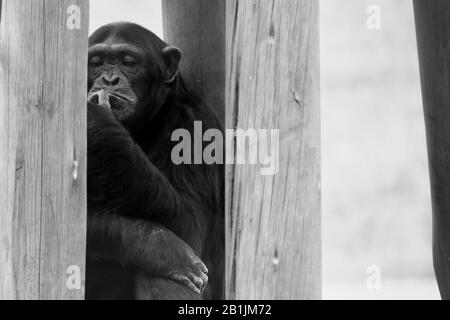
[[321, 0, 439, 299], [90, 0, 439, 299], [90, 0, 162, 37]]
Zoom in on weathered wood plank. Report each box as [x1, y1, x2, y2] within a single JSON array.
[[414, 0, 450, 300], [226, 0, 321, 299], [162, 0, 225, 122], [0, 0, 88, 300]]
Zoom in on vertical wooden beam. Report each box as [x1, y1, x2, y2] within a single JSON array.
[[161, 0, 226, 122], [0, 0, 88, 299], [162, 0, 226, 299], [414, 0, 450, 300], [226, 0, 321, 299]]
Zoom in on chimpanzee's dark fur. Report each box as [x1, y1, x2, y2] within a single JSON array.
[[85, 22, 224, 300]]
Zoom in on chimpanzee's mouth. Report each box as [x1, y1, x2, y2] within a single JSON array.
[[88, 89, 136, 111], [108, 93, 136, 111], [108, 92, 135, 105]]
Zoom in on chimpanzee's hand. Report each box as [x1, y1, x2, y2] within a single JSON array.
[[87, 101, 116, 134], [139, 226, 209, 295], [88, 89, 112, 111]]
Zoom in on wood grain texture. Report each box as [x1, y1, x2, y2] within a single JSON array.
[[0, 0, 88, 299], [226, 0, 321, 299], [414, 0, 450, 300], [162, 0, 225, 122]]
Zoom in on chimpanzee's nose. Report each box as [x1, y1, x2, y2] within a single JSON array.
[[101, 74, 120, 87]]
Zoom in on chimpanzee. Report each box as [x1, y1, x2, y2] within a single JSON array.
[[85, 22, 224, 300]]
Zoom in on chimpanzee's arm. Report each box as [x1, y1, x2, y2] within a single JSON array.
[[87, 210, 208, 294], [87, 103, 203, 228]]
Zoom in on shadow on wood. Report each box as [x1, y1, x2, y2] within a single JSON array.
[[162, 0, 225, 123]]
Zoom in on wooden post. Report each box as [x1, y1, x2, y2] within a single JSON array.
[[226, 0, 321, 299], [414, 0, 450, 300], [0, 0, 88, 299], [161, 0, 225, 122]]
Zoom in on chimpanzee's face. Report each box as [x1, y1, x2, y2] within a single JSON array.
[[87, 38, 148, 121], [87, 23, 182, 125]]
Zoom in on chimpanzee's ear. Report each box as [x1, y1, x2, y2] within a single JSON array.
[[162, 46, 182, 84]]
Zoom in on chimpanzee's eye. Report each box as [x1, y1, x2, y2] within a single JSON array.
[[123, 55, 138, 67], [89, 56, 102, 67]]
